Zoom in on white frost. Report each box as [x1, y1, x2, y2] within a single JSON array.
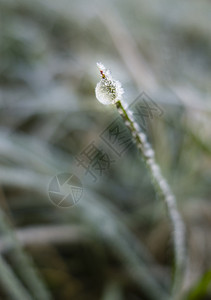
[[95, 62, 124, 105]]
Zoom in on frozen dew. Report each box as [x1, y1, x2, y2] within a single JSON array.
[[95, 62, 124, 105]]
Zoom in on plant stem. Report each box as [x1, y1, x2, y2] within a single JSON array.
[[115, 99, 186, 299]]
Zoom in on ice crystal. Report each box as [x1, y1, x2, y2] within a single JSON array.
[[95, 62, 124, 105]]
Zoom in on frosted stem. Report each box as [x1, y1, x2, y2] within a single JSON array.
[[95, 63, 187, 299], [115, 100, 186, 299]]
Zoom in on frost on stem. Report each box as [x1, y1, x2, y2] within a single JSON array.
[[95, 62, 124, 105], [95, 62, 186, 299]]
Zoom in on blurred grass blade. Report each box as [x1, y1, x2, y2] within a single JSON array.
[[0, 209, 52, 300], [0, 254, 32, 300]]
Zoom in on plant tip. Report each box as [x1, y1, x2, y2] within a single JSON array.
[[95, 62, 124, 105]]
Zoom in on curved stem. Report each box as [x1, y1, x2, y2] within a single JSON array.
[[115, 100, 186, 299]]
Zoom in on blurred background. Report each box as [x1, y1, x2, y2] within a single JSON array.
[[0, 0, 211, 299]]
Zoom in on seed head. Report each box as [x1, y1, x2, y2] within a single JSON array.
[[95, 62, 124, 105]]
